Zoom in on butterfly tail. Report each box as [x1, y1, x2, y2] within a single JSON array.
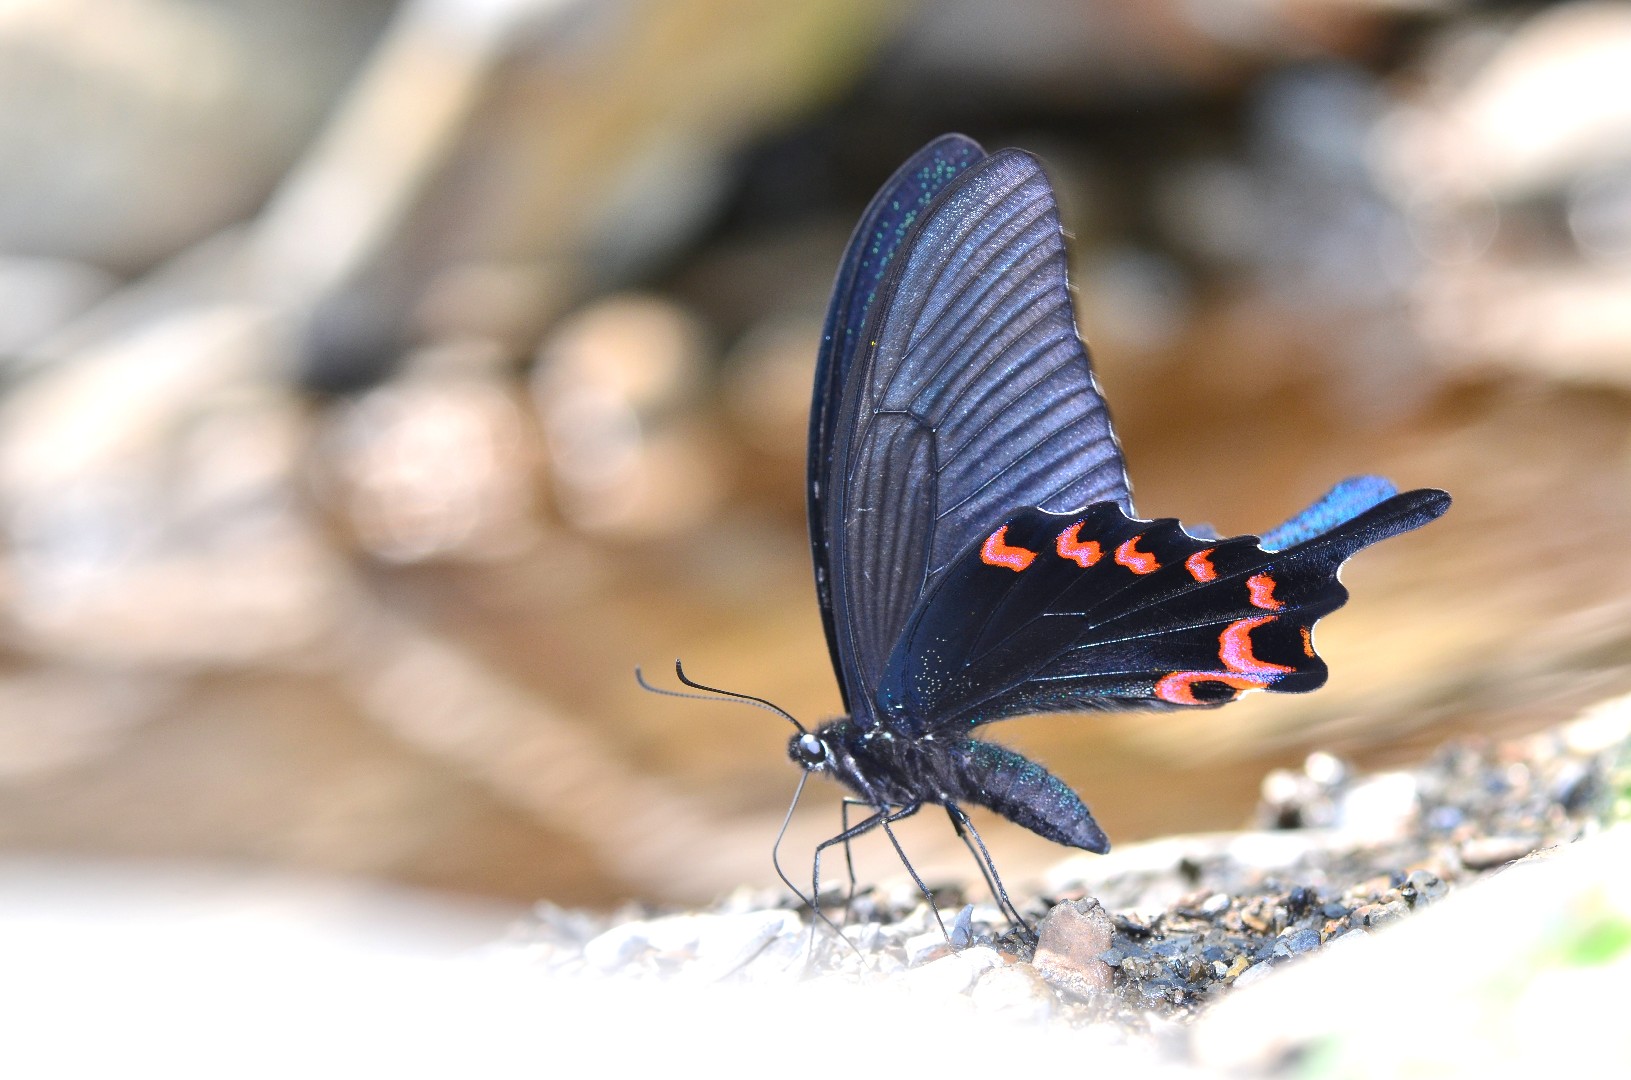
[[1221, 485, 1449, 697], [1273, 486, 1451, 566], [1261, 476, 1439, 551]]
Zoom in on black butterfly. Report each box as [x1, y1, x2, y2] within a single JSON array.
[[643, 133, 1447, 937], [783, 134, 1448, 924]]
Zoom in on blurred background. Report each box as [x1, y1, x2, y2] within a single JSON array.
[[1, 0, 1629, 916]]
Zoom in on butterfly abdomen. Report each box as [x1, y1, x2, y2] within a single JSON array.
[[948, 739, 1110, 853]]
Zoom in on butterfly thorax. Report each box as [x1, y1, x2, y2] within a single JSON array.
[[793, 719, 948, 809]]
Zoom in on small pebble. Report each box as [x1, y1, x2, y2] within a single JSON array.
[[1459, 835, 1539, 870], [1406, 869, 1448, 906], [1259, 768, 1330, 828], [1032, 897, 1115, 997], [1281, 927, 1321, 956], [1354, 900, 1408, 929], [1149, 938, 1185, 959], [1200, 893, 1230, 916], [905, 929, 953, 967], [1352, 873, 1397, 899], [1303, 751, 1348, 786], [733, 925, 810, 982], [1324, 927, 1370, 949], [1337, 772, 1420, 842], [847, 921, 884, 953], [1284, 886, 1318, 918], [1231, 960, 1278, 989], [1551, 761, 1596, 811], [1425, 805, 1465, 831], [582, 922, 650, 971], [1240, 899, 1280, 934]]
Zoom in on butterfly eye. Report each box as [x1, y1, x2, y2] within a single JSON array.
[[793, 733, 825, 768]]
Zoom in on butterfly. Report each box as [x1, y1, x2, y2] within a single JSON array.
[[777, 133, 1449, 927]]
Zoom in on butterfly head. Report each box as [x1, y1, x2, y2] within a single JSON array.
[[788, 729, 831, 773]]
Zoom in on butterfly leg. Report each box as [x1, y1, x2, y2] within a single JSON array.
[[873, 803, 959, 940], [838, 798, 871, 924], [772, 773, 867, 966], [812, 802, 935, 934], [810, 803, 892, 934], [801, 801, 909, 964], [945, 804, 1032, 934]]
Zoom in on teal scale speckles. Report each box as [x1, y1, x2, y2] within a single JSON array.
[[836, 148, 978, 363], [951, 738, 1107, 852]]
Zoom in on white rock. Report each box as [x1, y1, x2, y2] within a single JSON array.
[[1336, 772, 1419, 843], [900, 945, 1003, 997], [582, 921, 651, 972], [970, 963, 1057, 1024]]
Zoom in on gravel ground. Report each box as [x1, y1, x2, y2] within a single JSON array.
[[506, 693, 1631, 1065]]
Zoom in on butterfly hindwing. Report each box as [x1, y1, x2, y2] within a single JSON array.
[[824, 149, 1131, 725], [878, 487, 1451, 731]]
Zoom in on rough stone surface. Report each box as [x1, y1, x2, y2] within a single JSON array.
[[1032, 897, 1115, 998], [1459, 835, 1540, 870], [901, 945, 1003, 997], [970, 962, 1058, 1024], [507, 697, 1631, 1067], [1231, 961, 1279, 990]]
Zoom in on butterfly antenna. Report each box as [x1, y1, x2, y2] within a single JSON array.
[[634, 660, 808, 734]]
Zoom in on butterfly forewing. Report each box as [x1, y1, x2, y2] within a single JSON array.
[[809, 134, 985, 710], [824, 149, 1131, 724]]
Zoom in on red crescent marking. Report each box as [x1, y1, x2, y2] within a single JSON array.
[[980, 526, 1036, 572], [1186, 548, 1217, 582], [1246, 572, 1285, 610], [1300, 626, 1316, 658], [1154, 671, 1272, 705], [1055, 521, 1101, 567], [1220, 616, 1296, 676], [1114, 535, 1159, 574]]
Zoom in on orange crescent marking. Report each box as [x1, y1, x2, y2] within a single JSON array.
[[981, 526, 1036, 572], [1114, 535, 1159, 574], [1154, 671, 1271, 705], [1220, 616, 1296, 676], [1300, 626, 1316, 658], [1246, 572, 1285, 610], [1056, 521, 1101, 567], [1186, 548, 1217, 582]]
